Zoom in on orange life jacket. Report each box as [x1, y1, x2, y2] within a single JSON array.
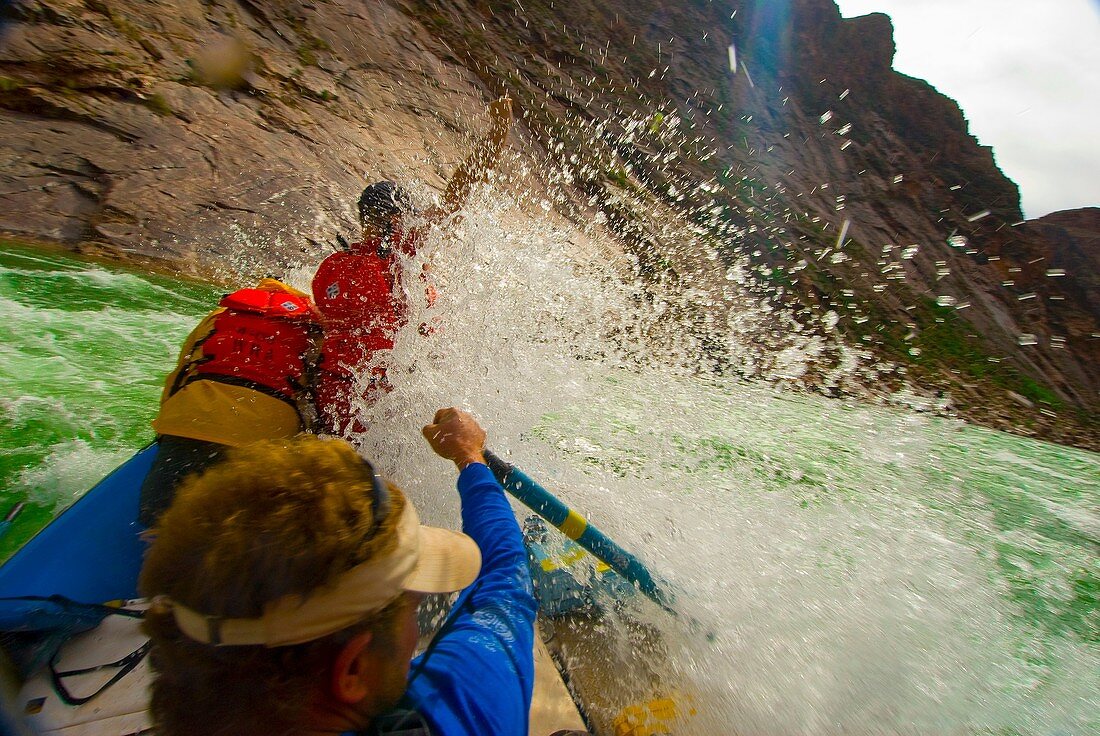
[[176, 287, 320, 402]]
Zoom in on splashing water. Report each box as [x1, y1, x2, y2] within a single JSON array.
[[1, 193, 1096, 735], [331, 194, 1097, 735]]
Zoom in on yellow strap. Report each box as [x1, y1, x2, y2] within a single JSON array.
[[557, 509, 588, 540]]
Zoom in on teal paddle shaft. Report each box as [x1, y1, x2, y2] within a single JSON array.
[[484, 450, 677, 615]]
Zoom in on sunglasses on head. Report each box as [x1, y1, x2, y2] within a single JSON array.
[[361, 458, 391, 540]]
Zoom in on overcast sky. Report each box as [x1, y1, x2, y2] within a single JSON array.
[[834, 0, 1100, 219]]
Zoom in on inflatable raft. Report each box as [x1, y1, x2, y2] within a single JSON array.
[[0, 445, 592, 736], [0, 444, 689, 735]]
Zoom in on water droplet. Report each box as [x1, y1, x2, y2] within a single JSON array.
[[1046, 268, 1066, 277], [936, 295, 957, 307], [1017, 333, 1039, 346], [966, 210, 991, 222], [839, 88, 850, 100], [893, 174, 904, 184], [908, 347, 922, 357], [836, 123, 852, 136], [1018, 293, 1037, 301], [947, 235, 968, 248], [819, 111, 834, 124], [901, 245, 919, 260]]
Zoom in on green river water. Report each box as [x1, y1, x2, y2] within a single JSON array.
[[0, 242, 219, 557], [1, 239, 1096, 734]]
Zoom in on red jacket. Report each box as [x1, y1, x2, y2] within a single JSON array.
[[311, 227, 425, 373]]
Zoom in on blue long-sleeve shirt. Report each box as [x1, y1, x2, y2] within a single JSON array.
[[403, 463, 538, 735]]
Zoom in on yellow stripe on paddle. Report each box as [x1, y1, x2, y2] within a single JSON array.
[[558, 509, 588, 540]]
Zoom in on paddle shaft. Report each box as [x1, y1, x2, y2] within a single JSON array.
[[0, 502, 26, 541], [484, 450, 677, 615]]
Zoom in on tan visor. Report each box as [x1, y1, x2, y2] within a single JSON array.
[[166, 501, 481, 647]]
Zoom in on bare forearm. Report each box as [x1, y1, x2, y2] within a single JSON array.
[[439, 97, 512, 216]]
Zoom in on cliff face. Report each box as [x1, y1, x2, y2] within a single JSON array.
[[404, 0, 1099, 445], [1022, 208, 1100, 325], [0, 0, 501, 272], [0, 0, 1096, 447]]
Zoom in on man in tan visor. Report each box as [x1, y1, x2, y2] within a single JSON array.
[[139, 407, 537, 736]]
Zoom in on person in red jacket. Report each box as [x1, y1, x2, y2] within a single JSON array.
[[312, 97, 513, 434], [139, 279, 321, 525]]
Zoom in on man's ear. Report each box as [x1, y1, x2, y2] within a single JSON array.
[[331, 631, 375, 704]]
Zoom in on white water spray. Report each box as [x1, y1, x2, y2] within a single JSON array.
[[317, 189, 1098, 734]]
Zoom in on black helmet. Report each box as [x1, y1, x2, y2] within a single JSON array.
[[357, 181, 414, 230]]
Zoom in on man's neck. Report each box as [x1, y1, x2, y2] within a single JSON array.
[[302, 707, 373, 736]]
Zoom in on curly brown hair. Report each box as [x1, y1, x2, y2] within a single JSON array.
[[139, 435, 409, 736]]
